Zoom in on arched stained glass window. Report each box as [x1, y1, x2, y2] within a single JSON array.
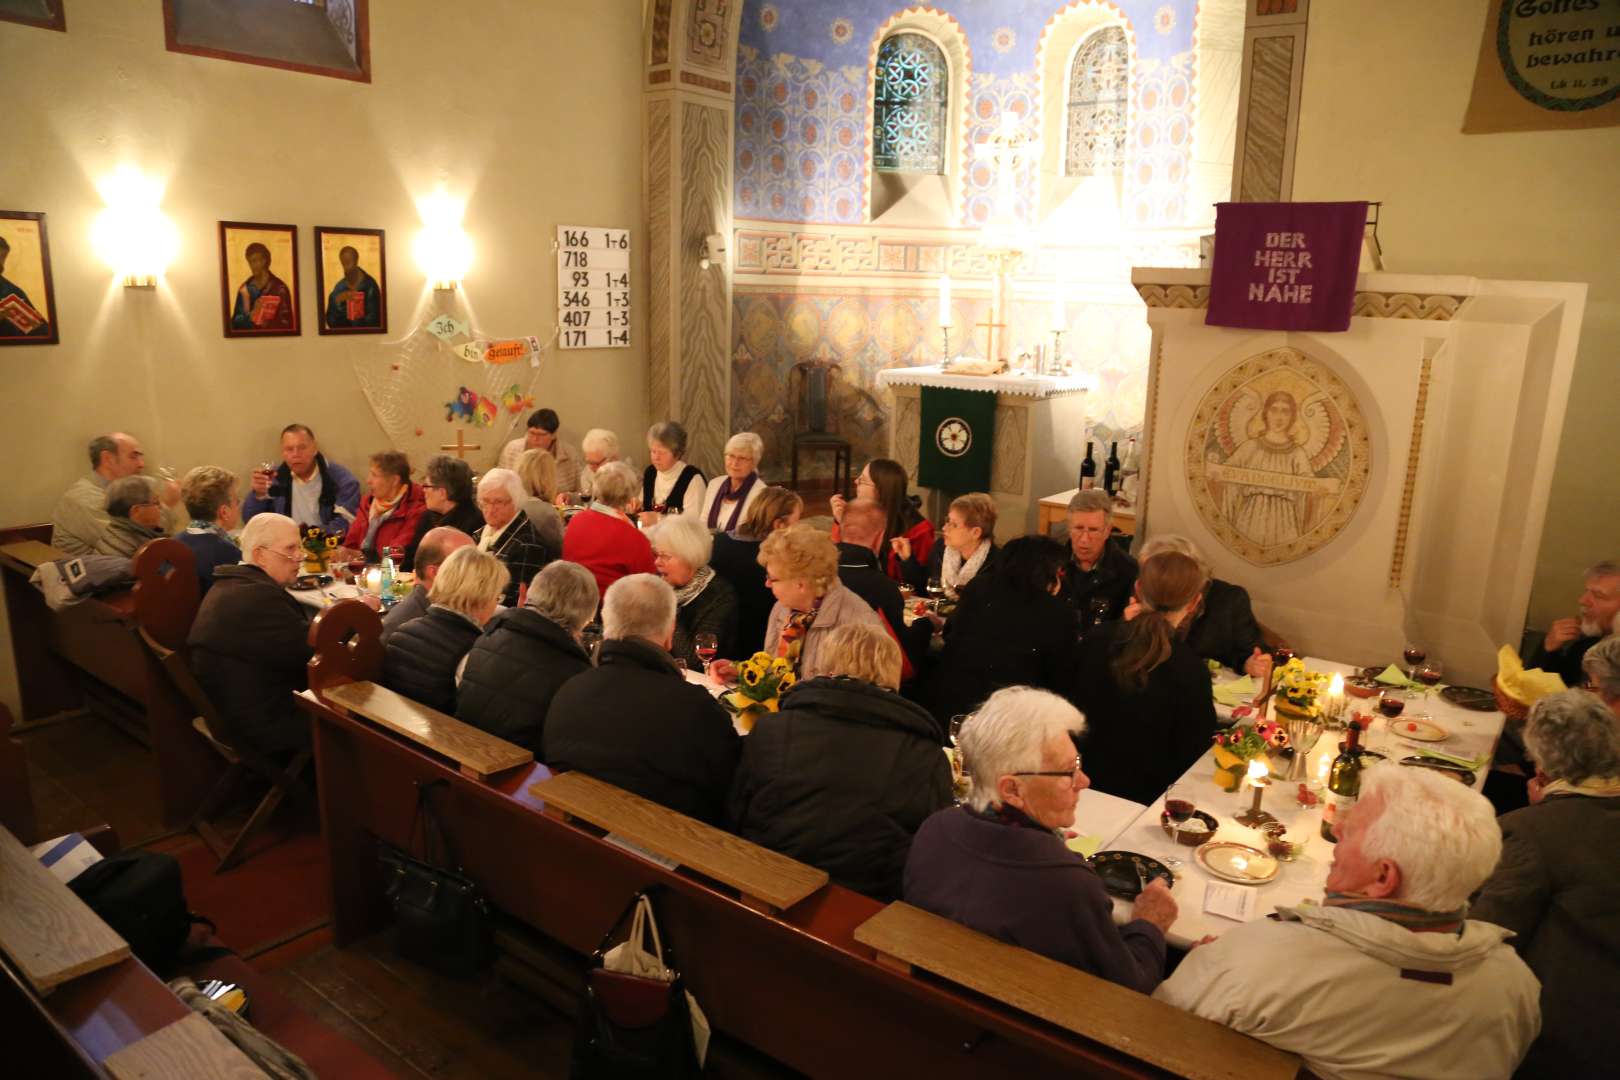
[[1065, 27, 1128, 175], [873, 33, 948, 174]]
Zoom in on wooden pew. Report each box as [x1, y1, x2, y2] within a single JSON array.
[[0, 824, 130, 995], [299, 607, 1293, 1078], [856, 902, 1301, 1080]]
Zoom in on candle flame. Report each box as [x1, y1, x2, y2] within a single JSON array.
[[1247, 757, 1269, 782], [1329, 673, 1344, 695]]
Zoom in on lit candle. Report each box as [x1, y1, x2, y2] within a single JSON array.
[[365, 568, 383, 594], [1247, 757, 1270, 789], [937, 275, 953, 328], [1327, 672, 1345, 719]]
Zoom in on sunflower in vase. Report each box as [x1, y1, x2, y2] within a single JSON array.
[[722, 652, 797, 733], [1272, 658, 1332, 719]]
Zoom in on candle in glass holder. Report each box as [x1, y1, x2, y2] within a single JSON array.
[[1236, 757, 1277, 828], [1327, 672, 1346, 719], [365, 568, 383, 594]]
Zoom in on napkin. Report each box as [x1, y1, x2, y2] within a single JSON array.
[[1495, 645, 1567, 705], [1065, 834, 1104, 858], [1213, 676, 1257, 707], [1374, 664, 1425, 689], [1417, 747, 1491, 770]]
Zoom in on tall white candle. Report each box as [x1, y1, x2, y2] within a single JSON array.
[[1051, 291, 1065, 332], [937, 275, 953, 328]]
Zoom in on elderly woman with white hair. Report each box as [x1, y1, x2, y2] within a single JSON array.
[[904, 687, 1176, 991], [1134, 533, 1273, 677], [700, 431, 766, 532], [472, 467, 551, 607], [1581, 634, 1620, 717], [638, 420, 707, 526], [543, 574, 740, 825], [1157, 765, 1541, 1079], [574, 427, 629, 501], [94, 475, 166, 558], [457, 561, 599, 753], [384, 546, 508, 714], [1471, 689, 1620, 1076], [650, 513, 737, 669], [562, 459, 656, 597]]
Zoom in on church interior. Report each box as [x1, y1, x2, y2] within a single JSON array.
[[2, 1, 1618, 1076]]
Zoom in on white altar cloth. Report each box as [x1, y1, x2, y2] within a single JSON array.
[[876, 364, 1097, 398]]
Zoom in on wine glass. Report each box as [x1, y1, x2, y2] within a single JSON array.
[[694, 632, 719, 673], [1415, 658, 1444, 694], [925, 574, 946, 605], [1402, 642, 1427, 681], [1161, 783, 1195, 869], [947, 713, 972, 747]]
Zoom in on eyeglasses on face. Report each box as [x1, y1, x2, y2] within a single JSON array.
[[265, 546, 302, 563], [1011, 755, 1083, 784]]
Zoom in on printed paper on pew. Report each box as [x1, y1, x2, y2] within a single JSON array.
[[1203, 881, 1258, 922], [29, 833, 103, 885]]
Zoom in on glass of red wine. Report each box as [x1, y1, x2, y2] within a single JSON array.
[[1415, 659, 1444, 692], [1163, 782, 1195, 867], [1402, 643, 1427, 681], [694, 632, 719, 674], [1377, 689, 1408, 719]]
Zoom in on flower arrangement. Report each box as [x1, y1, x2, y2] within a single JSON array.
[[1211, 719, 1290, 791], [1273, 658, 1332, 718], [723, 652, 797, 733], [301, 527, 338, 573]]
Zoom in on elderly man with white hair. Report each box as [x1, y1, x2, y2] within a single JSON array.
[[1155, 765, 1540, 1080], [1472, 689, 1620, 1077], [52, 431, 184, 555], [92, 476, 168, 558], [186, 513, 315, 757], [1528, 558, 1620, 689], [473, 467, 550, 607], [700, 431, 766, 533], [1582, 634, 1620, 716], [543, 573, 739, 825], [903, 686, 1177, 993]]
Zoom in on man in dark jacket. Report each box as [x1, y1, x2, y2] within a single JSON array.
[[730, 624, 950, 898], [1527, 560, 1619, 688], [543, 573, 739, 826], [459, 561, 598, 752], [186, 513, 312, 757], [834, 499, 923, 673], [1060, 488, 1138, 631], [242, 423, 360, 535]]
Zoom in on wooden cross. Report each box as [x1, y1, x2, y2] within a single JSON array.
[[975, 314, 1008, 362], [440, 430, 482, 460]]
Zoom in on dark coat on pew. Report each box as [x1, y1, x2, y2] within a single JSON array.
[[186, 564, 312, 757], [1071, 620, 1219, 806], [729, 676, 952, 900], [382, 605, 482, 715], [904, 806, 1167, 994], [456, 607, 590, 753], [544, 637, 740, 826]]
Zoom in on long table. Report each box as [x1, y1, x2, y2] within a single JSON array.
[[1101, 657, 1507, 948]]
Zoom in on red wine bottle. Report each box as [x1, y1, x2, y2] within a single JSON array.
[[1079, 442, 1097, 491], [1103, 441, 1121, 495], [1320, 720, 1364, 843]]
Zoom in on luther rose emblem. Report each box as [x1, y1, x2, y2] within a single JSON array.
[[936, 418, 971, 457]]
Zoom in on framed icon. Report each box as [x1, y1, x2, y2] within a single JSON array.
[[0, 211, 59, 346], [219, 220, 300, 338], [313, 225, 387, 334]]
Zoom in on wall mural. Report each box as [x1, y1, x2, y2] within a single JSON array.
[[1184, 347, 1372, 567]]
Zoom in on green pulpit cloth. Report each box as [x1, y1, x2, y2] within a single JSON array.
[[918, 386, 996, 494]]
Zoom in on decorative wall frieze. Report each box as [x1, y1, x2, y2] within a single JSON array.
[[1133, 282, 1470, 321]]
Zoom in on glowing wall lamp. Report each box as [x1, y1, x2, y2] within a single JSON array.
[[414, 190, 472, 291], [92, 166, 179, 288]]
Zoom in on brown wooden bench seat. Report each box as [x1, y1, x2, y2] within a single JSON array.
[[0, 824, 131, 996], [855, 901, 1302, 1080], [323, 681, 532, 781], [531, 770, 828, 915]]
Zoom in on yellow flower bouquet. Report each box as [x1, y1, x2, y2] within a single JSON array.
[[723, 652, 797, 733], [1273, 657, 1332, 719]]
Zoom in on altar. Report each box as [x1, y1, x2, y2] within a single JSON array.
[[876, 365, 1097, 541]]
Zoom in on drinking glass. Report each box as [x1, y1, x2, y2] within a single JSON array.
[[694, 632, 719, 673], [1415, 659, 1444, 693], [947, 714, 972, 747], [1164, 782, 1196, 847], [1377, 689, 1408, 721], [925, 574, 946, 604], [1402, 642, 1427, 681]]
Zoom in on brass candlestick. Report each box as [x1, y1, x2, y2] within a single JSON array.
[[940, 325, 953, 369], [1234, 759, 1278, 829]]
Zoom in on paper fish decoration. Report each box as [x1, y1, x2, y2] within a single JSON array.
[[501, 384, 535, 415], [474, 396, 499, 427]]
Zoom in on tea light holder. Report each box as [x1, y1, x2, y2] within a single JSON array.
[[1235, 758, 1278, 829], [364, 568, 383, 594]]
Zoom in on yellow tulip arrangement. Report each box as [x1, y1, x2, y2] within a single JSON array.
[[723, 651, 797, 733], [1273, 657, 1332, 718]]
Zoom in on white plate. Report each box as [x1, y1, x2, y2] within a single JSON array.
[[1195, 841, 1279, 885], [1391, 717, 1448, 742]]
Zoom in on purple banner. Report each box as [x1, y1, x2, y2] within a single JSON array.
[[1205, 201, 1368, 332]]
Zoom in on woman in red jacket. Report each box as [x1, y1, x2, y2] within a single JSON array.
[[830, 458, 934, 583], [342, 450, 427, 560], [561, 460, 656, 599]]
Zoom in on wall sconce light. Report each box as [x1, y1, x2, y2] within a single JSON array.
[[698, 232, 726, 271], [414, 189, 472, 291], [92, 166, 178, 288]]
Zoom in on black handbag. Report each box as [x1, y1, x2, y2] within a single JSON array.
[[376, 778, 492, 978], [570, 890, 704, 1079]]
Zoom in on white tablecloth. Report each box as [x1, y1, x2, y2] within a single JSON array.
[[1100, 656, 1507, 948], [875, 364, 1096, 398], [289, 581, 368, 610]]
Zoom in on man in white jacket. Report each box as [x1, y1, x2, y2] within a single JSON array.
[[1154, 765, 1540, 1080]]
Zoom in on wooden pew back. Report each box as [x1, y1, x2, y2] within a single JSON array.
[[307, 598, 384, 698], [856, 902, 1301, 1080], [0, 825, 131, 996], [131, 538, 200, 653], [322, 681, 531, 781]]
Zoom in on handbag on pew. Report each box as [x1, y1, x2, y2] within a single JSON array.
[[570, 889, 711, 1078], [376, 778, 492, 978]]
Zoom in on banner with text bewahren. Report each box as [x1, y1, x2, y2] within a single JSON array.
[[1463, 0, 1620, 134]]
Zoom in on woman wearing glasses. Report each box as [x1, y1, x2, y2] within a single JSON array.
[[402, 455, 484, 571], [903, 686, 1177, 992]]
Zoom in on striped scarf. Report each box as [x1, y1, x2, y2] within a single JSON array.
[[775, 604, 818, 675], [1323, 892, 1466, 935]]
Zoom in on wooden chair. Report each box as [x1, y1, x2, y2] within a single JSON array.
[[130, 537, 200, 652], [789, 359, 852, 496]]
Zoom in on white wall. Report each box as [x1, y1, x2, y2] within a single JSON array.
[[0, 0, 649, 716], [1290, 0, 1620, 634]]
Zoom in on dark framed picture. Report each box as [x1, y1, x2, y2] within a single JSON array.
[[0, 0, 65, 33], [218, 220, 300, 338], [0, 210, 60, 346], [313, 226, 387, 334]]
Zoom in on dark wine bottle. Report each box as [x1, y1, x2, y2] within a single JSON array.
[[1103, 441, 1121, 496], [1320, 720, 1364, 842], [1079, 442, 1097, 491]]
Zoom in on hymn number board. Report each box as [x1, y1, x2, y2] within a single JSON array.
[[556, 225, 631, 349]]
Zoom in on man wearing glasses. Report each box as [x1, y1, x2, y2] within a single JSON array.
[[903, 686, 1177, 993], [187, 513, 317, 758]]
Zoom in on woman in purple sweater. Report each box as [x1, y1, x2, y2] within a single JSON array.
[[903, 686, 1177, 994]]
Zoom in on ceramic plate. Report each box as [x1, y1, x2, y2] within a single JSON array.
[[1392, 717, 1448, 742], [1159, 809, 1219, 846], [1090, 851, 1173, 898], [1195, 841, 1279, 885], [1441, 685, 1496, 712]]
